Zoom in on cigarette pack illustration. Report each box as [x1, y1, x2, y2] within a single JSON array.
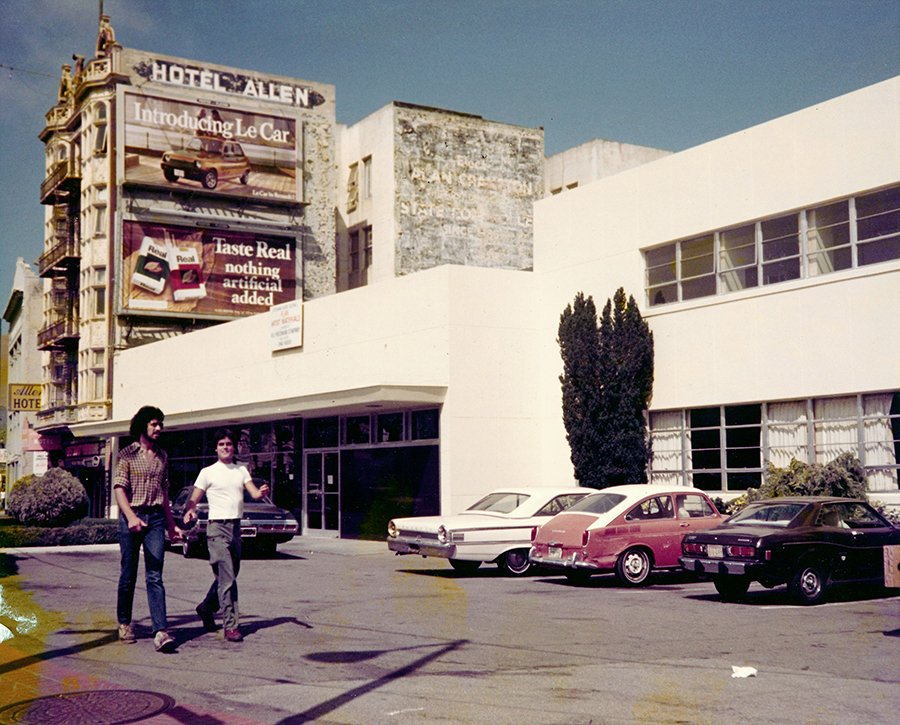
[[168, 244, 207, 301], [131, 236, 170, 294]]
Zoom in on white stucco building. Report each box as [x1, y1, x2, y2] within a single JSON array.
[[78, 76, 899, 536]]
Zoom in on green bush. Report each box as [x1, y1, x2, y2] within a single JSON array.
[[7, 468, 89, 526], [727, 453, 870, 515], [0, 518, 118, 548]]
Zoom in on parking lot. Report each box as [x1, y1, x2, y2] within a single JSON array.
[[1, 538, 898, 724]]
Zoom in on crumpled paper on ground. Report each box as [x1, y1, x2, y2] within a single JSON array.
[[731, 666, 758, 678]]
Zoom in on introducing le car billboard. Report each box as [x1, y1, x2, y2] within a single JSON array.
[[121, 220, 297, 319], [122, 91, 300, 202]]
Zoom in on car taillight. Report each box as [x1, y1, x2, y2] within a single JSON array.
[[726, 545, 756, 558], [530, 526, 537, 542], [582, 530, 590, 547], [437, 525, 448, 544], [683, 542, 705, 555], [387, 520, 398, 538]]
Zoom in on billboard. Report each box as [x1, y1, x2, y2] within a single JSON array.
[[121, 220, 297, 319], [122, 91, 300, 202]]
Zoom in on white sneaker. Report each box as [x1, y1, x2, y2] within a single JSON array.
[[154, 629, 175, 652]]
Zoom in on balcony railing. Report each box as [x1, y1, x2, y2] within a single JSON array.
[[38, 233, 80, 276], [40, 160, 81, 205], [37, 403, 79, 426], [38, 316, 79, 349]]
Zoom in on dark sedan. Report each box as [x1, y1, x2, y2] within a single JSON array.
[[680, 497, 900, 604], [171, 484, 299, 558]]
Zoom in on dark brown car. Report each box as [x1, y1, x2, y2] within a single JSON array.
[[681, 497, 900, 604], [161, 136, 250, 190]]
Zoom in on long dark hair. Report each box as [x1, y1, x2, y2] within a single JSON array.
[[129, 405, 164, 439]]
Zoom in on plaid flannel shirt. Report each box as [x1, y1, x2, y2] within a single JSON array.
[[114, 441, 169, 508]]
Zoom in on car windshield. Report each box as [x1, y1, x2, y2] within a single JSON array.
[[187, 137, 223, 154], [727, 502, 806, 527], [565, 492, 626, 515], [467, 492, 530, 514]]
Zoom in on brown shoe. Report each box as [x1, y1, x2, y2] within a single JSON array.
[[224, 628, 243, 642], [118, 623, 136, 643], [196, 604, 217, 632]]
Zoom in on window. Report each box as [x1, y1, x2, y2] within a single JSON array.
[[645, 186, 899, 306], [855, 187, 900, 266], [680, 235, 716, 300], [347, 163, 359, 212], [377, 412, 404, 443], [719, 224, 757, 292], [362, 156, 372, 199], [535, 494, 585, 516], [807, 201, 851, 276], [347, 226, 372, 290], [411, 409, 439, 440], [761, 214, 800, 284], [649, 393, 900, 492], [93, 103, 108, 155], [344, 415, 371, 445]]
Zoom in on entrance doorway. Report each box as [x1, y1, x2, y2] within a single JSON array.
[[304, 450, 339, 536]]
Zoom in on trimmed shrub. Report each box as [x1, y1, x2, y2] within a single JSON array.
[[0, 518, 118, 548], [7, 468, 89, 526], [727, 453, 869, 514]]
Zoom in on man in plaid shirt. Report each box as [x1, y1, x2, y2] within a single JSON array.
[[114, 405, 180, 652]]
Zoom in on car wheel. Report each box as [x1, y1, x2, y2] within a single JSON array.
[[448, 559, 481, 575], [163, 168, 177, 182], [202, 169, 218, 189], [789, 563, 828, 605], [564, 569, 592, 585], [239, 170, 250, 184], [498, 549, 532, 576], [713, 575, 751, 602], [615, 547, 652, 586]]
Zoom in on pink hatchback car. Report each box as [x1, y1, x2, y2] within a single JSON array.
[[529, 484, 723, 585]]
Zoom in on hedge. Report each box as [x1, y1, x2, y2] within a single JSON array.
[[0, 517, 118, 548]]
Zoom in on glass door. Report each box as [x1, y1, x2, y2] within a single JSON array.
[[304, 451, 339, 537]]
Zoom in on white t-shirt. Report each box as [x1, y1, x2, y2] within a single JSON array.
[[193, 460, 251, 520]]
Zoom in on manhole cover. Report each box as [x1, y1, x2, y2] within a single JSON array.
[[0, 690, 175, 724]]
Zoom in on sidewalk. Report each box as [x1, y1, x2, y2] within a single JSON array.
[[1, 534, 387, 557]]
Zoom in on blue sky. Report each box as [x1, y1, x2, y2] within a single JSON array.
[[1, 0, 898, 323]]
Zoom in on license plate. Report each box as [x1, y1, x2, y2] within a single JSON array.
[[707, 544, 724, 558], [240, 526, 257, 538], [548, 546, 562, 560], [173, 168, 184, 177]]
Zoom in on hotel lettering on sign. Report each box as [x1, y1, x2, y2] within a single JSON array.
[[9, 384, 42, 412]]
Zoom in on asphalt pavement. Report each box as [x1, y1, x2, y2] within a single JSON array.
[[1, 537, 899, 724]]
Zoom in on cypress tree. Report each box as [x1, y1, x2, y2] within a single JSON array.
[[559, 288, 654, 488]]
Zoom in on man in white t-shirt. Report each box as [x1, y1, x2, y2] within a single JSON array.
[[182, 428, 270, 642]]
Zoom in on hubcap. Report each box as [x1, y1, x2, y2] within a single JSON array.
[[625, 553, 646, 578], [800, 569, 821, 597]]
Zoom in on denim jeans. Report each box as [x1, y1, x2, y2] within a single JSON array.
[[200, 520, 242, 630], [117, 507, 168, 633]]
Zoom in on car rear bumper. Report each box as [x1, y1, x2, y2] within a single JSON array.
[[680, 556, 763, 577], [529, 548, 601, 571]]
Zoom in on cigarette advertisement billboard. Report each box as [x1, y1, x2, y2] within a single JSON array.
[[122, 91, 300, 203], [121, 220, 297, 319]]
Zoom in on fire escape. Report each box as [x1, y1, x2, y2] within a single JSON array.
[[37, 161, 81, 426]]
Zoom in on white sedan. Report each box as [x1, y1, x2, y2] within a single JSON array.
[[387, 486, 589, 575]]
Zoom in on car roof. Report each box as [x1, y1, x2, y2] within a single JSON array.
[[581, 484, 709, 496], [481, 486, 589, 496], [744, 496, 866, 504]]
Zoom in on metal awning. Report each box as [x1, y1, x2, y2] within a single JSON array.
[[67, 384, 447, 438]]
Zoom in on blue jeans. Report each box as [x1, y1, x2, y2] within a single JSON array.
[[117, 507, 168, 633], [200, 520, 242, 630]]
